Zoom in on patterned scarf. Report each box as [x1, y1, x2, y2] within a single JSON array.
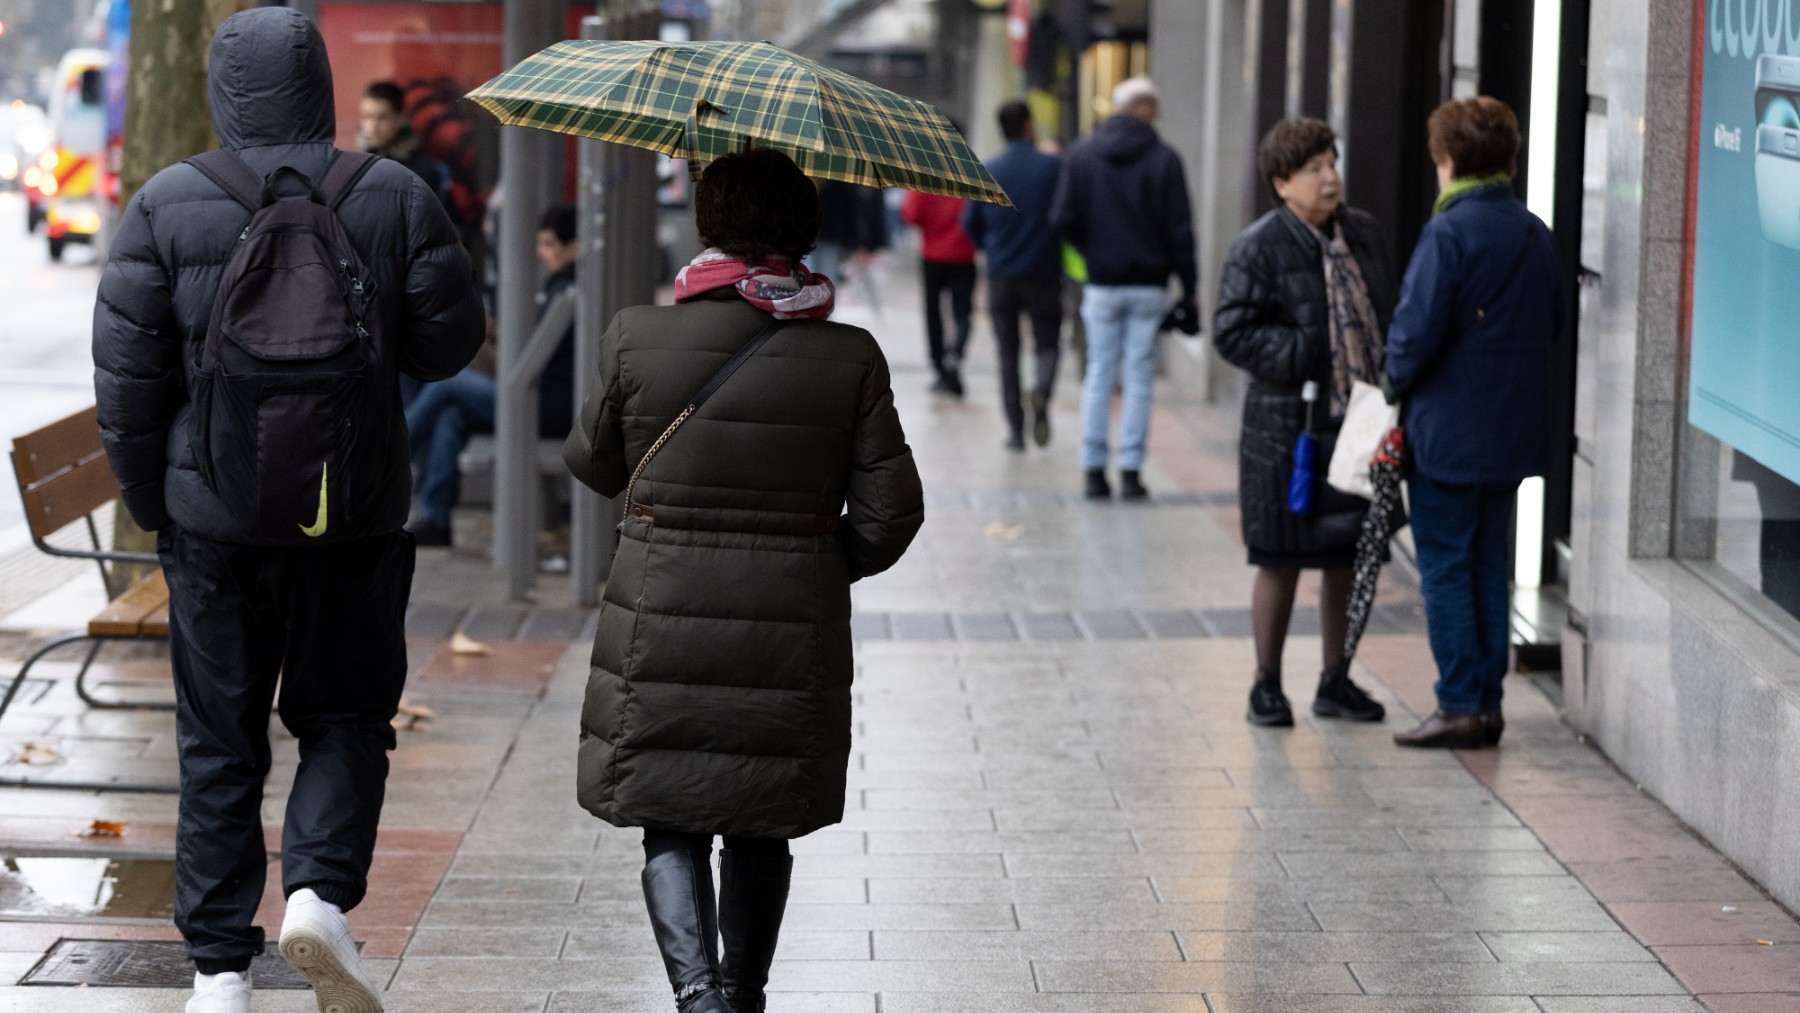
[[673, 249, 835, 320], [1314, 220, 1385, 419]]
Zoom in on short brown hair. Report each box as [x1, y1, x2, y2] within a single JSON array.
[[1427, 97, 1521, 178], [693, 148, 821, 261], [1257, 117, 1337, 192]]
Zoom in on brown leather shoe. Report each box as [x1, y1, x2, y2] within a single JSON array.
[[1482, 711, 1505, 746], [1393, 711, 1487, 749]]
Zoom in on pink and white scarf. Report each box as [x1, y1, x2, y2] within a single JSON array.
[[673, 249, 835, 320]]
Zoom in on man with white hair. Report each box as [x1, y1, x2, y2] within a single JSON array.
[[1051, 76, 1198, 500]]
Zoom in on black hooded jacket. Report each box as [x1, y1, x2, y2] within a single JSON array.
[[93, 8, 483, 539], [1050, 114, 1197, 297]]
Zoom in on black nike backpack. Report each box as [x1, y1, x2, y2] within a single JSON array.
[[182, 149, 391, 546]]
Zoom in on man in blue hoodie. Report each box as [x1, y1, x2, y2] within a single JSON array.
[[964, 101, 1065, 450], [1051, 78, 1198, 500]]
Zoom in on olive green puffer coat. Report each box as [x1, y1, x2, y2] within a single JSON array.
[[564, 293, 923, 839]]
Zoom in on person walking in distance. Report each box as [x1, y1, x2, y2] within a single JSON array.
[[1214, 118, 1397, 728], [92, 10, 483, 1012], [1385, 97, 1559, 750], [565, 149, 923, 1013], [359, 80, 456, 216], [901, 172, 977, 397], [1051, 77, 1199, 499], [963, 101, 1065, 450]]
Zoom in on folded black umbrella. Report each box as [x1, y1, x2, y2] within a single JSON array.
[[1344, 427, 1407, 662]]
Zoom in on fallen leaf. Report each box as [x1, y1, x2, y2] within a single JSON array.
[[15, 741, 62, 765], [984, 523, 1024, 541], [73, 820, 127, 839], [449, 631, 492, 656]]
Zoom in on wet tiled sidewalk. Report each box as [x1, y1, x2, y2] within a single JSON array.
[[2, 263, 1798, 1010]]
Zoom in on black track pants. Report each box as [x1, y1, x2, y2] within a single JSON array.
[[158, 526, 414, 973]]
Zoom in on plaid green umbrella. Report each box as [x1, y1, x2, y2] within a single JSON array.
[[467, 39, 1011, 206]]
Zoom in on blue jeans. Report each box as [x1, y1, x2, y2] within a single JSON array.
[[404, 369, 496, 527], [1079, 285, 1166, 470], [1408, 471, 1518, 715]]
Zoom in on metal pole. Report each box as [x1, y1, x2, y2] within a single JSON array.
[[495, 0, 554, 596], [571, 14, 611, 607]]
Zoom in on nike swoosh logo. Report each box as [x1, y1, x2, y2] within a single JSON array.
[[299, 463, 328, 538]]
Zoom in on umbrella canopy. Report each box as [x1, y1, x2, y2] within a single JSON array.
[[467, 39, 1011, 206]]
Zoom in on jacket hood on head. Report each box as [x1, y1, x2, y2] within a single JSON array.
[[1091, 114, 1160, 163], [208, 8, 335, 150]]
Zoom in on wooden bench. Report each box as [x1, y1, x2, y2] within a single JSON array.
[[0, 407, 172, 733]]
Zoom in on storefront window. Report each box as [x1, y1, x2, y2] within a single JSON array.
[[1679, 21, 1800, 636], [1678, 432, 1800, 630]]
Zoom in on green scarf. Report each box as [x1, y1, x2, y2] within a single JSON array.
[[1432, 173, 1513, 217]]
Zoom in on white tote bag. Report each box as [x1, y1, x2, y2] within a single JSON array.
[[1327, 380, 1400, 500]]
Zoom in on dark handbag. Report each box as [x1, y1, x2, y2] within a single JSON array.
[[616, 318, 789, 547]]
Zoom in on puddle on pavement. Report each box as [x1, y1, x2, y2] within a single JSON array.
[[0, 855, 177, 920]]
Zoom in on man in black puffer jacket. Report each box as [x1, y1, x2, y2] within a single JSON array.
[[92, 9, 481, 1010]]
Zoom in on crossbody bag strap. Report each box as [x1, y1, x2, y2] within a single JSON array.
[[621, 318, 790, 518]]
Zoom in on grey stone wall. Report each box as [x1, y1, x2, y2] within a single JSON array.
[[1568, 0, 1800, 911]]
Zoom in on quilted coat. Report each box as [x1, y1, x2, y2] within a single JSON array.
[[92, 8, 482, 539], [1213, 206, 1398, 558], [564, 293, 924, 839]]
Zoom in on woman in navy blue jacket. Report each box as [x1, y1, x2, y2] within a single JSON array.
[[1385, 97, 1560, 749]]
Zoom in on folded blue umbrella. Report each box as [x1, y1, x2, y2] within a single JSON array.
[[1288, 381, 1319, 515]]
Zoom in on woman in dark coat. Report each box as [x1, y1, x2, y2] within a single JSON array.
[[564, 149, 924, 1013], [1386, 97, 1558, 750], [1214, 118, 1397, 728]]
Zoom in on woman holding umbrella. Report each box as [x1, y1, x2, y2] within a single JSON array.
[[1214, 117, 1396, 728], [564, 148, 923, 1013], [473, 41, 1003, 1011]]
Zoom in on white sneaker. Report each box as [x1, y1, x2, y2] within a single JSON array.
[[278, 888, 385, 1013], [186, 970, 251, 1013]]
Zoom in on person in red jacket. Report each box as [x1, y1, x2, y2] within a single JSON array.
[[902, 186, 977, 397]]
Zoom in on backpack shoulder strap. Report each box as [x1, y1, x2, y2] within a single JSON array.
[[184, 149, 264, 213], [320, 151, 380, 211]]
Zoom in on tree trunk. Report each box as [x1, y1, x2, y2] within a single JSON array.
[[111, 0, 254, 582]]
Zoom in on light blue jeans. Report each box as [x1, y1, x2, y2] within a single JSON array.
[[1079, 285, 1167, 471]]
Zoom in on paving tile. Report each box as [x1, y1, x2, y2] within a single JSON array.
[[1567, 858, 1771, 903], [402, 926, 566, 958], [1653, 943, 1800, 994], [1692, 996, 1800, 1012], [1175, 930, 1494, 963], [872, 929, 1181, 961], [1032, 959, 1361, 993], [1478, 930, 1655, 962], [1309, 899, 1620, 933], [1606, 901, 1800, 946], [1531, 999, 1708, 1012], [1207, 999, 1538, 1013], [866, 875, 1155, 906], [1350, 959, 1686, 994], [1014, 899, 1319, 932], [551, 994, 870, 1013]]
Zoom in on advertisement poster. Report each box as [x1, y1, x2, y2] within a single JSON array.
[[1690, 0, 1800, 484], [317, 4, 508, 224]]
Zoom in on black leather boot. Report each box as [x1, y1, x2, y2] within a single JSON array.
[[1084, 468, 1111, 499], [718, 850, 793, 1013], [641, 850, 733, 1013]]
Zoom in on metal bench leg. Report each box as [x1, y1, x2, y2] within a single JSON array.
[[0, 632, 93, 725], [74, 638, 176, 712]]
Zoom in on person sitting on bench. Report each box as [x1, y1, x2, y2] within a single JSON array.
[[405, 203, 579, 547]]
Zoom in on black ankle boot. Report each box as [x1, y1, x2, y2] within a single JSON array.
[[718, 850, 793, 1013], [1119, 470, 1148, 500], [1246, 669, 1293, 727], [642, 850, 733, 1013], [1312, 661, 1386, 722], [1084, 468, 1111, 499]]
